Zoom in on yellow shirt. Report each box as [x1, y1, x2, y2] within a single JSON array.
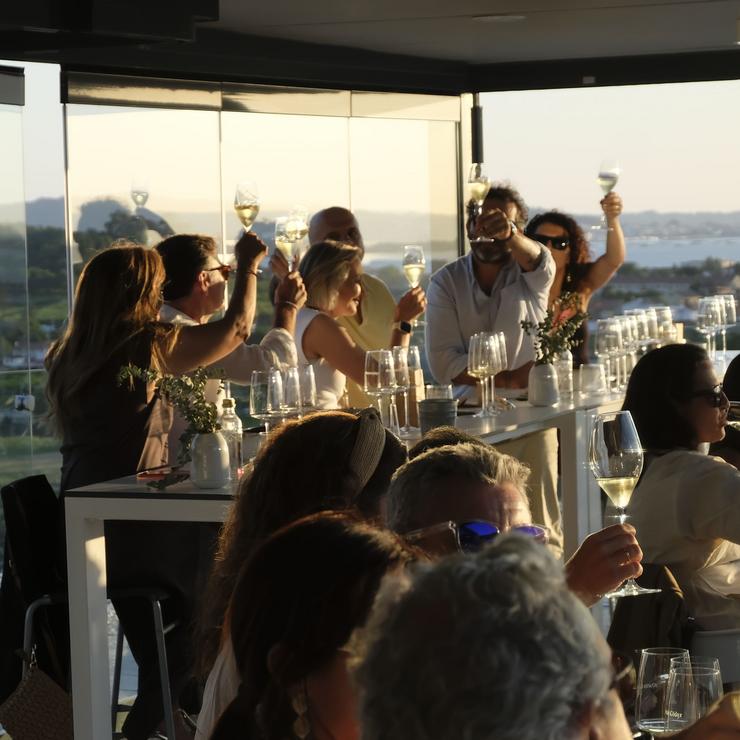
[[337, 273, 396, 407]]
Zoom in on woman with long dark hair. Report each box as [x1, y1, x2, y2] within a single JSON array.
[[525, 192, 625, 366], [623, 344, 740, 628], [209, 512, 416, 740]]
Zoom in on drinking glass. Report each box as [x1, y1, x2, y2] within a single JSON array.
[[696, 297, 721, 359], [249, 368, 283, 434], [468, 333, 499, 418], [392, 346, 414, 438], [298, 364, 318, 413], [635, 647, 690, 737], [714, 294, 735, 357], [625, 309, 651, 355], [644, 307, 660, 347], [670, 656, 721, 673], [595, 318, 622, 391], [402, 245, 426, 289], [590, 410, 659, 598], [282, 366, 302, 418], [234, 181, 260, 231], [664, 663, 723, 734], [285, 206, 309, 243], [592, 158, 620, 232], [467, 163, 491, 242], [580, 364, 607, 397]]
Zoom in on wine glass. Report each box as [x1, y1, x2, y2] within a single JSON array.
[[468, 333, 498, 418], [635, 647, 690, 738], [285, 206, 309, 243], [592, 158, 620, 232], [696, 297, 721, 360], [467, 163, 491, 243], [364, 350, 397, 428], [282, 366, 302, 418], [713, 294, 733, 358], [234, 181, 260, 231], [249, 368, 283, 434], [402, 245, 426, 289], [130, 180, 149, 209], [721, 295, 737, 359], [298, 364, 318, 413], [274, 217, 294, 264], [392, 347, 414, 439], [589, 410, 659, 598], [664, 663, 723, 734]]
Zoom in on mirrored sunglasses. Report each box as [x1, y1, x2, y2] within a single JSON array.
[[529, 234, 570, 251]]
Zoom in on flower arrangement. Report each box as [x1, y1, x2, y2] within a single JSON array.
[[521, 292, 587, 366], [117, 364, 225, 466]]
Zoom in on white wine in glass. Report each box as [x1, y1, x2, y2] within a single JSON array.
[[467, 163, 491, 205], [234, 181, 260, 231], [285, 207, 309, 242], [593, 158, 620, 232], [274, 217, 294, 262], [402, 245, 426, 288], [590, 410, 660, 598]]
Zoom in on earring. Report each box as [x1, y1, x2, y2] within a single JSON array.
[[290, 681, 311, 739]]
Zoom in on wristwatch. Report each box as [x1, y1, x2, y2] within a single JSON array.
[[392, 320, 412, 334], [498, 220, 518, 242]]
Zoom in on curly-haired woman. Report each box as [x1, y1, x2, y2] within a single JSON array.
[[525, 192, 626, 366]]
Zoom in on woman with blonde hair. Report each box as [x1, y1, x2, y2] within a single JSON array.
[[45, 232, 269, 740], [296, 240, 425, 408]]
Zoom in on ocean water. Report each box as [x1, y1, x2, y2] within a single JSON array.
[[617, 236, 740, 268]]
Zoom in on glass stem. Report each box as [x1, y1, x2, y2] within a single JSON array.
[[479, 378, 488, 413], [402, 390, 410, 430], [722, 328, 728, 355]]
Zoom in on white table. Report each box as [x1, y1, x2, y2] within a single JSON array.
[[65, 391, 621, 739]]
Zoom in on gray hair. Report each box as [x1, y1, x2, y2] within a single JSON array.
[[386, 442, 531, 533], [354, 535, 612, 740]]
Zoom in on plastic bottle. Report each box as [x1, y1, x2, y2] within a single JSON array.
[[220, 397, 243, 481]]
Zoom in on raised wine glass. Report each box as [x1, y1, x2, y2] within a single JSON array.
[[589, 410, 660, 598], [285, 206, 309, 243], [467, 163, 491, 243], [234, 181, 260, 231], [130, 180, 149, 209], [592, 158, 620, 232], [403, 244, 426, 326], [274, 217, 294, 264]]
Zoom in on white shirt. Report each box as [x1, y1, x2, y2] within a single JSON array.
[[424, 248, 555, 398], [194, 641, 239, 740], [295, 307, 346, 409], [159, 304, 298, 461]]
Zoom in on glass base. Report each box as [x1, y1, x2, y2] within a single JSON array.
[[606, 579, 662, 599], [398, 425, 420, 439]]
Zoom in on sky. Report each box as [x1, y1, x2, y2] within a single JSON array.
[[4, 59, 740, 220]]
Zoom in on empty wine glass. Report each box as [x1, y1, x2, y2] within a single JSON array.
[[635, 647, 690, 738], [468, 333, 500, 418], [234, 181, 260, 231], [364, 350, 397, 428], [467, 163, 491, 243], [592, 158, 620, 232], [249, 368, 283, 434], [696, 297, 721, 359], [664, 663, 723, 734], [714, 295, 735, 357], [589, 410, 659, 598], [298, 365, 318, 413], [392, 347, 415, 438], [282, 366, 302, 418]]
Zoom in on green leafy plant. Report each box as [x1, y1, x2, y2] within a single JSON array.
[[521, 292, 587, 366], [117, 364, 225, 467]]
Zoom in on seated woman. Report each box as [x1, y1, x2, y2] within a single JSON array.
[[624, 343, 740, 629], [296, 240, 425, 408], [209, 512, 417, 740], [45, 233, 268, 740], [709, 353, 740, 469], [525, 192, 625, 366], [195, 408, 406, 740]]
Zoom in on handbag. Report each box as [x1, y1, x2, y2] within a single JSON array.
[[0, 656, 73, 740]]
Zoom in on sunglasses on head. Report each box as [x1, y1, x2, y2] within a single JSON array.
[[405, 519, 548, 555], [204, 264, 233, 280], [529, 234, 570, 251], [688, 383, 727, 408]]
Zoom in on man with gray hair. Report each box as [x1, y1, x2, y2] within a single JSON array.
[[387, 442, 644, 606], [355, 535, 633, 740]]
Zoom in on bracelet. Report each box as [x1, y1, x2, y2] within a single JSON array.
[[246, 269, 260, 278], [278, 300, 299, 311]]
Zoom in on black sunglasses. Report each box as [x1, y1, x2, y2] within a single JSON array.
[[689, 383, 727, 408], [529, 234, 570, 251], [204, 264, 232, 280]]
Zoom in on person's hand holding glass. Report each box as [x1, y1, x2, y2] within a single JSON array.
[[589, 410, 659, 598]]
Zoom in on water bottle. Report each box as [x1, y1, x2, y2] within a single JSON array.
[[220, 397, 243, 481]]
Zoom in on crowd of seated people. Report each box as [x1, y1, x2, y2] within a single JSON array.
[[33, 184, 740, 740]]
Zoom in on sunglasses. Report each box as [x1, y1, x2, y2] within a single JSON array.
[[204, 264, 233, 280], [528, 234, 570, 251], [405, 519, 549, 555], [688, 383, 727, 408]]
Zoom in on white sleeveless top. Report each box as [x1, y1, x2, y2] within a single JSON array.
[[295, 307, 346, 409]]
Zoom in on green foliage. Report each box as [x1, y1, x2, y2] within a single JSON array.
[[117, 364, 224, 466], [521, 292, 588, 366]]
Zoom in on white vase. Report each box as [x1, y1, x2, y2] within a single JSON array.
[[528, 363, 560, 406], [190, 431, 231, 489]]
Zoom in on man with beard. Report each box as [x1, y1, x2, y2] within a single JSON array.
[[425, 184, 563, 556]]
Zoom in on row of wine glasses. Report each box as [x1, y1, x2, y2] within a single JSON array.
[[467, 332, 507, 418], [696, 294, 737, 360], [635, 648, 723, 736], [363, 347, 423, 437], [249, 366, 318, 431]]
